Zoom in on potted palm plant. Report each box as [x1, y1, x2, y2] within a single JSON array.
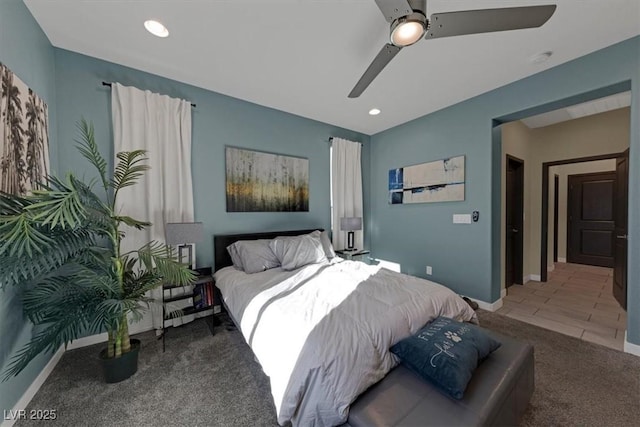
[[0, 119, 195, 383]]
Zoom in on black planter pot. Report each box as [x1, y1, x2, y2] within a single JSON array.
[[99, 339, 141, 383]]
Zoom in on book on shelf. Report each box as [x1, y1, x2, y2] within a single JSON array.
[[193, 283, 206, 309]]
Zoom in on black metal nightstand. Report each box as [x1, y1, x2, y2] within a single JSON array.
[[161, 266, 220, 351]]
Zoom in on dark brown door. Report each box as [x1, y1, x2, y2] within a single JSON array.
[[613, 150, 629, 309], [506, 156, 524, 287], [567, 171, 616, 267]]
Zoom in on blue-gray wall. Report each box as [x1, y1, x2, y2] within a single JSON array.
[[369, 36, 640, 344], [53, 49, 370, 269], [0, 0, 58, 414]]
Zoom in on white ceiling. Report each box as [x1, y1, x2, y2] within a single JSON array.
[[23, 0, 640, 135], [521, 91, 632, 128]]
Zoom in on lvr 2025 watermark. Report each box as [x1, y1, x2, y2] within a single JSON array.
[[4, 409, 57, 421]]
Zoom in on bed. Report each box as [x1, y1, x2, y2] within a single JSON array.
[[213, 229, 534, 427]]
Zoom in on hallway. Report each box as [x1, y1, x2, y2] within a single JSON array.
[[497, 262, 626, 350]]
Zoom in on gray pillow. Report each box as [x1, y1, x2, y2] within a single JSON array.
[[227, 242, 244, 270], [270, 231, 327, 271], [227, 239, 280, 274], [319, 230, 336, 259]]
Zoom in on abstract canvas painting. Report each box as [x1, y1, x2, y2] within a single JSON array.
[[226, 146, 309, 212], [0, 62, 50, 196], [389, 156, 465, 204]]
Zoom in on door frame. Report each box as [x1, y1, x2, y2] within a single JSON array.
[[506, 154, 525, 287], [540, 151, 628, 281], [613, 149, 629, 309], [553, 174, 559, 263]]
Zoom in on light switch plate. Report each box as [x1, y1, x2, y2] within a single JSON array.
[[453, 214, 472, 224]]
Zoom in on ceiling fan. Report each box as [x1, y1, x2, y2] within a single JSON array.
[[348, 0, 557, 98]]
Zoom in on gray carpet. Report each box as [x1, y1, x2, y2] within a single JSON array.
[[18, 311, 640, 426], [19, 316, 277, 427], [478, 310, 640, 427]]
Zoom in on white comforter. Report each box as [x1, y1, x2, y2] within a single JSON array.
[[214, 260, 477, 426]]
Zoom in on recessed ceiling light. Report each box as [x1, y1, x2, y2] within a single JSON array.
[[530, 51, 553, 64], [369, 108, 381, 116], [144, 20, 169, 38]]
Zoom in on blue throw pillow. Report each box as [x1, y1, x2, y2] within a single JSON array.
[[390, 317, 501, 399]]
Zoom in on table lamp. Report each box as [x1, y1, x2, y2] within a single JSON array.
[[340, 217, 362, 251], [165, 222, 203, 269]]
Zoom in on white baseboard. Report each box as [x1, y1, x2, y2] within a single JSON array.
[[558, 257, 567, 263], [548, 264, 555, 272], [501, 288, 507, 298], [470, 297, 503, 312], [522, 274, 540, 283], [66, 332, 108, 350], [2, 346, 65, 427], [624, 332, 640, 357], [67, 322, 154, 351]]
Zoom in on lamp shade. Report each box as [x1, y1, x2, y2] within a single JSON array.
[[165, 222, 203, 245], [340, 217, 362, 231]]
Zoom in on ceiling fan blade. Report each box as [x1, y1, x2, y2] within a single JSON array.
[[374, 0, 413, 23], [426, 5, 556, 39], [348, 43, 403, 98]]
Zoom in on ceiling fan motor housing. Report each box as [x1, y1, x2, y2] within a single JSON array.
[[390, 11, 427, 46], [408, 0, 427, 14]]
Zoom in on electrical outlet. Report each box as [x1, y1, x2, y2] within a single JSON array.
[[426, 266, 432, 275]]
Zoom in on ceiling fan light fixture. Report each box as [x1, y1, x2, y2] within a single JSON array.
[[390, 12, 426, 47], [144, 19, 169, 38]]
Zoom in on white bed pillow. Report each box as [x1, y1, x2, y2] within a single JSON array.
[[269, 231, 327, 271], [319, 230, 336, 259], [227, 239, 280, 274]]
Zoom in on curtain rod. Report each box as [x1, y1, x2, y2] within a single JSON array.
[[102, 82, 196, 108], [328, 137, 361, 145]]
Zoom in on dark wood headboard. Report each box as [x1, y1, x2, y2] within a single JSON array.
[[213, 229, 322, 272]]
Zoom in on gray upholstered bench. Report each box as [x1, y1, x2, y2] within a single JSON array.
[[347, 330, 534, 426]]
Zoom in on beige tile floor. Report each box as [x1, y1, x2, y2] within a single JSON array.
[[497, 262, 627, 351]]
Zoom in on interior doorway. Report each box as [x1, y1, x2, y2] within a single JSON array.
[[505, 155, 524, 287], [541, 152, 629, 311], [494, 84, 632, 347], [541, 152, 628, 281]]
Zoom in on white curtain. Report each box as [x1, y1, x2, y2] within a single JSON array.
[[331, 137, 364, 250], [112, 83, 193, 331]]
